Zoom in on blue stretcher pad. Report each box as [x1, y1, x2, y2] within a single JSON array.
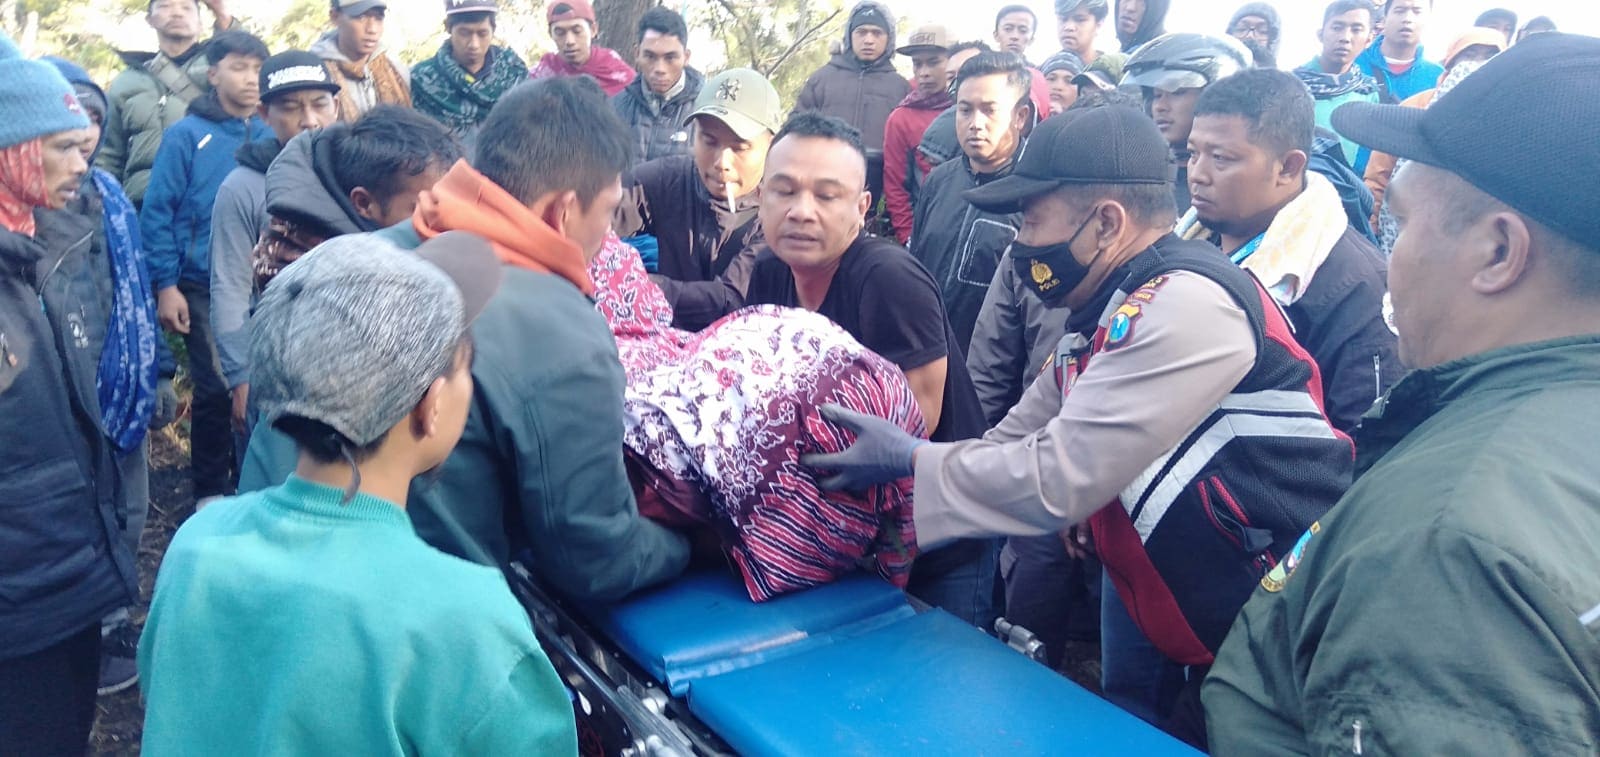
[[689, 611, 1194, 755], [582, 571, 1200, 755], [584, 571, 914, 696]]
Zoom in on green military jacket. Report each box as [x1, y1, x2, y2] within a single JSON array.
[[98, 18, 238, 206], [1204, 336, 1600, 755]]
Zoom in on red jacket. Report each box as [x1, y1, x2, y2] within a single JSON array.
[[882, 89, 949, 244]]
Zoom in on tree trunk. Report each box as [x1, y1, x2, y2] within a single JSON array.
[[593, 0, 657, 64]]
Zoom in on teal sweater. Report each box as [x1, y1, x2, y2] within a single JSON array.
[[138, 477, 578, 755]]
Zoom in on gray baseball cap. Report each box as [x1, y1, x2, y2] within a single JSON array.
[[250, 231, 503, 447], [334, 0, 388, 16], [685, 68, 784, 141]]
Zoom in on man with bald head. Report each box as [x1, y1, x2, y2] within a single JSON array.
[[744, 112, 997, 628]]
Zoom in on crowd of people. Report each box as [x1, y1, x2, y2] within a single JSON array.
[[0, 0, 1596, 753]]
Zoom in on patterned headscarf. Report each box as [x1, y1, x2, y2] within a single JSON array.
[[0, 139, 47, 235]]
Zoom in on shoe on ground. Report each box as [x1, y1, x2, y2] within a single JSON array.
[[97, 620, 140, 696]]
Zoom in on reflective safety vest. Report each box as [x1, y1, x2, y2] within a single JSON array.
[[1057, 239, 1354, 665]]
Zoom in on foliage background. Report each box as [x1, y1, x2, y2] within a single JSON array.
[[4, 0, 856, 106]]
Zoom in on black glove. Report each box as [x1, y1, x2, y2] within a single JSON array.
[[801, 404, 927, 491]]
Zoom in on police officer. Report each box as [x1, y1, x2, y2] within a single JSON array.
[[805, 105, 1354, 744]]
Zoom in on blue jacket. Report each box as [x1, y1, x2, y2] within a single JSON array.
[[139, 91, 266, 289], [1356, 37, 1444, 103]]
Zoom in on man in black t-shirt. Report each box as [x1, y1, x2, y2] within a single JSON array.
[[745, 112, 997, 629]]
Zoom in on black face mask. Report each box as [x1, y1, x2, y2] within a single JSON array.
[[1013, 208, 1098, 305]]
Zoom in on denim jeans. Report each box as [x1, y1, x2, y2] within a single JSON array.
[[908, 537, 1002, 630], [1100, 571, 1188, 726]]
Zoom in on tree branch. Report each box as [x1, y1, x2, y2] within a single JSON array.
[[765, 8, 842, 77]]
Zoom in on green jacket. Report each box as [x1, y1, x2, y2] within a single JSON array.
[[239, 224, 689, 601], [1204, 337, 1600, 755], [99, 22, 237, 206]]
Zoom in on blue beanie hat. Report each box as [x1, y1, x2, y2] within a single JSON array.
[[0, 32, 91, 150]]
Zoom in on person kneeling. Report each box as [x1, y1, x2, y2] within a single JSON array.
[[138, 232, 577, 755]]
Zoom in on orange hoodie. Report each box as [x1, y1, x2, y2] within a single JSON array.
[[1442, 28, 1507, 73], [411, 160, 596, 296]]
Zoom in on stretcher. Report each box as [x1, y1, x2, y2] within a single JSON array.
[[510, 564, 1202, 756]]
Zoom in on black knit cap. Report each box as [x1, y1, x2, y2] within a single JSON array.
[[964, 105, 1169, 214], [1332, 33, 1600, 248], [849, 3, 892, 35]]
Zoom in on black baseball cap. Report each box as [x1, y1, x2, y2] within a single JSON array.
[[1332, 33, 1600, 249], [964, 105, 1169, 214], [259, 50, 340, 101]]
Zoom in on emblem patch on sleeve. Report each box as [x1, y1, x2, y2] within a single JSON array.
[[1102, 275, 1169, 350], [1260, 522, 1321, 593]]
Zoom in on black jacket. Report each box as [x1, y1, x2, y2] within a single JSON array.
[[610, 68, 703, 165], [910, 155, 1022, 352], [615, 154, 763, 331], [794, 1, 910, 151], [1285, 228, 1401, 432], [0, 224, 136, 659], [266, 126, 374, 239]]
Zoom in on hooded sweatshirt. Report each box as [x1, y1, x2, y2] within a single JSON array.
[[1355, 35, 1444, 103], [1227, 3, 1282, 58], [309, 30, 412, 121], [795, 1, 911, 151], [917, 106, 961, 177], [211, 137, 286, 390], [412, 161, 595, 295], [353, 160, 689, 599], [1117, 0, 1170, 53], [139, 91, 267, 289], [528, 47, 637, 98], [250, 126, 376, 294]]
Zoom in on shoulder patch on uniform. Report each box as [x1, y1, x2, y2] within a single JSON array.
[[1260, 521, 1321, 593], [1102, 275, 1171, 351]]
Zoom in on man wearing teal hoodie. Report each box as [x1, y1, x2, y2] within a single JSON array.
[[1355, 0, 1443, 102], [141, 233, 577, 755]]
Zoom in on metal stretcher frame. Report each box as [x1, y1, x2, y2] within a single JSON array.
[[511, 562, 1201, 757], [511, 563, 730, 756]]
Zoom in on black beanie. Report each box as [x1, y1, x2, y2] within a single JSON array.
[[849, 3, 892, 36]]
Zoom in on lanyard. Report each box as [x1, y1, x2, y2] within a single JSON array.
[[1230, 233, 1266, 265]]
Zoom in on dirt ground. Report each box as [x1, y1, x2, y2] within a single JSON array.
[[84, 427, 1102, 755]]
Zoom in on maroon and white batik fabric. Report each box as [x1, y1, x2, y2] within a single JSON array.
[[589, 234, 924, 601]]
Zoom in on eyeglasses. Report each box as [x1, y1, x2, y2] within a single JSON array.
[[1231, 23, 1271, 39]]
